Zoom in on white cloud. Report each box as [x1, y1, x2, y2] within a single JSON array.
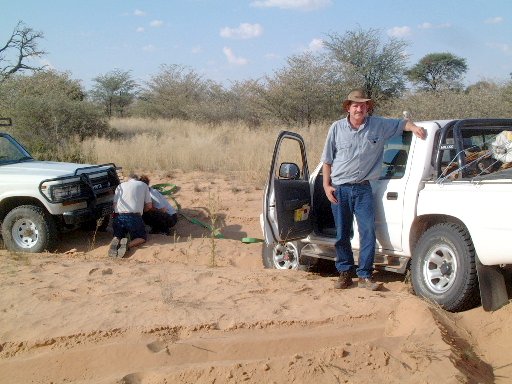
[[308, 38, 324, 52], [150, 20, 164, 28], [387, 26, 412, 38], [191, 45, 202, 54], [250, 0, 331, 11], [418, 22, 451, 29], [223, 47, 248, 65], [134, 9, 146, 17], [136, 27, 145, 33], [143, 44, 156, 52], [487, 42, 511, 54], [220, 23, 263, 39], [485, 16, 504, 24]]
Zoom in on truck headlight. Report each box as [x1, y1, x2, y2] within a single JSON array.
[[50, 183, 83, 201]]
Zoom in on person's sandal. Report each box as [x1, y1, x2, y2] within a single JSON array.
[[108, 238, 119, 257], [334, 271, 353, 289], [117, 238, 128, 258]]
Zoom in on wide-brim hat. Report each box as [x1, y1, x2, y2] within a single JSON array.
[[342, 89, 374, 110]]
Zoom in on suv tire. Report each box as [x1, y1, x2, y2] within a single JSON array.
[[262, 241, 314, 271], [2, 205, 58, 253], [411, 222, 480, 312]]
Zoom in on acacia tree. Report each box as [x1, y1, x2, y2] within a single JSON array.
[[0, 21, 46, 83], [138, 64, 210, 120], [406, 52, 468, 91], [90, 69, 138, 117], [323, 27, 409, 104], [251, 52, 341, 126]]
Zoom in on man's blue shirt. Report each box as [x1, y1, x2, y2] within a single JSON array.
[[321, 115, 405, 185]]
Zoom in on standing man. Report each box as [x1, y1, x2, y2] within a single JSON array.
[[108, 174, 152, 258], [321, 89, 426, 290]]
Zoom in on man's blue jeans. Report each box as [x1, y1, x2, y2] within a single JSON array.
[[331, 183, 375, 278]]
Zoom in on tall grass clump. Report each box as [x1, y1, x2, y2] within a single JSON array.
[[82, 117, 331, 186]]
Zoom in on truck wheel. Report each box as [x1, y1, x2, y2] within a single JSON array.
[[262, 241, 313, 271], [1, 205, 58, 253], [411, 223, 480, 312]]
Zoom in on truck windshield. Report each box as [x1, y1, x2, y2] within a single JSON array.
[[0, 135, 33, 165]]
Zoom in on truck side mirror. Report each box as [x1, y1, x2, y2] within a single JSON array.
[[279, 162, 300, 180]]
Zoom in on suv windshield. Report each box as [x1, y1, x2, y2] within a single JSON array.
[[0, 134, 33, 165]]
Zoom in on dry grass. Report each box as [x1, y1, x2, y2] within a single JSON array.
[[81, 118, 330, 186]]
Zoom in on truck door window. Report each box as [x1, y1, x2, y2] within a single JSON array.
[[275, 139, 305, 180], [380, 131, 412, 179]]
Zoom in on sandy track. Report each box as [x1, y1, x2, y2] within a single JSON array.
[[0, 171, 510, 383]]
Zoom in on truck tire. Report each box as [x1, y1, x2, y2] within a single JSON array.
[[411, 222, 480, 312], [262, 241, 314, 271], [1, 205, 58, 253]]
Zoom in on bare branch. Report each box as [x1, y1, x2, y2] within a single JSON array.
[[0, 21, 47, 82]]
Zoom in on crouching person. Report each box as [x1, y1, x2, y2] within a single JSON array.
[[108, 174, 152, 258], [139, 175, 178, 235]]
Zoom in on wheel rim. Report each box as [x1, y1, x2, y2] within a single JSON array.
[[272, 242, 299, 270], [11, 218, 39, 249], [423, 245, 458, 293]]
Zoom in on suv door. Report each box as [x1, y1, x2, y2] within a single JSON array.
[[372, 131, 413, 252], [262, 131, 312, 244]]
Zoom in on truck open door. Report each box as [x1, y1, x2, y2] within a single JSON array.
[[262, 131, 312, 245]]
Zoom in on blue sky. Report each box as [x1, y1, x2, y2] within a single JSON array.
[[2, 0, 511, 90]]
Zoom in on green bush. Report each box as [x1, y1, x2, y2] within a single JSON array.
[[380, 81, 512, 121], [0, 70, 114, 161]]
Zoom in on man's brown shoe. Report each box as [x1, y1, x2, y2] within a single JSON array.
[[358, 277, 383, 291], [334, 272, 353, 289]]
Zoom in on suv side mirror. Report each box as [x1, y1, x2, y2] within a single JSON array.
[[279, 162, 300, 179]]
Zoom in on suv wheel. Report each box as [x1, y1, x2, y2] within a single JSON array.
[[262, 241, 314, 271], [411, 222, 480, 312], [1, 205, 58, 253]]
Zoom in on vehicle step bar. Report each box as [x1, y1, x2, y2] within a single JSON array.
[[301, 243, 409, 274]]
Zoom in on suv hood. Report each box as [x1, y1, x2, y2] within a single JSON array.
[[0, 160, 97, 179]]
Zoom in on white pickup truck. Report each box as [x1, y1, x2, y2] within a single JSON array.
[[0, 119, 119, 253], [261, 118, 512, 312]]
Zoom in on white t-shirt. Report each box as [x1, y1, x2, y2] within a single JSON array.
[[113, 178, 151, 214], [150, 188, 176, 215]]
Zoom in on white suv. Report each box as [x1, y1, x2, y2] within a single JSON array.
[[0, 122, 119, 253]]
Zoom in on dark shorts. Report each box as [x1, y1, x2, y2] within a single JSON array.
[[112, 213, 147, 240]]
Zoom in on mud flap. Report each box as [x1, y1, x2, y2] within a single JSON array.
[[476, 257, 509, 311]]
